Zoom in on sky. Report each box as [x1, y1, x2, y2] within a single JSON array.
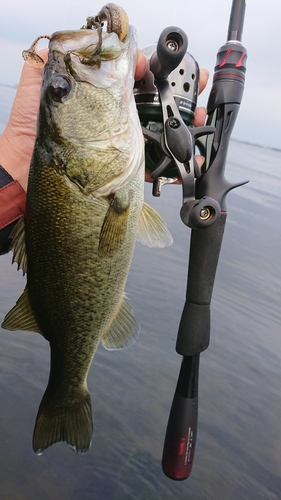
[[0, 0, 280, 149]]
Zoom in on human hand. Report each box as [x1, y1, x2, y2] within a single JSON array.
[[0, 50, 207, 191], [0, 49, 48, 191], [0, 49, 148, 192]]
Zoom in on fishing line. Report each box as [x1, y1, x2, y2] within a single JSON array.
[[173, 0, 179, 25], [61, 0, 75, 31]]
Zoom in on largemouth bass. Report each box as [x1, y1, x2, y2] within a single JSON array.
[[2, 4, 172, 454]]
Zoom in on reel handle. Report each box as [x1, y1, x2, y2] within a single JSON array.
[[150, 27, 188, 79]]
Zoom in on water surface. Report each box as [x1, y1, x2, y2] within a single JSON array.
[[0, 84, 281, 498]]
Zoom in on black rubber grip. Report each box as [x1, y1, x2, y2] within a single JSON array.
[[176, 214, 227, 356]]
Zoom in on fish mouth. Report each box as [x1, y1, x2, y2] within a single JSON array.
[[22, 3, 130, 68], [87, 3, 129, 42]]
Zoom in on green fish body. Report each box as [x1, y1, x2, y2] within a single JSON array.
[[2, 25, 172, 454]]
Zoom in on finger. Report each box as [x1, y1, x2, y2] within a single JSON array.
[[145, 169, 155, 183], [193, 106, 207, 127], [37, 48, 49, 64], [135, 50, 148, 81], [198, 68, 209, 95], [196, 155, 205, 169]]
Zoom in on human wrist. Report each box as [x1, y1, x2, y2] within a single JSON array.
[[0, 162, 26, 254], [0, 131, 30, 191]]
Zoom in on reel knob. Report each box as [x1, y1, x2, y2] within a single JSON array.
[[150, 27, 188, 79], [180, 196, 221, 229]]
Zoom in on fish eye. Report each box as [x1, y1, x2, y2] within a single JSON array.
[[48, 76, 71, 102]]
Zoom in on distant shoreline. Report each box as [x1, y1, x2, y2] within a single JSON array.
[[231, 137, 281, 153], [0, 82, 18, 90]]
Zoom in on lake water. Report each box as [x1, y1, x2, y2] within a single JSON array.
[[0, 85, 281, 499]]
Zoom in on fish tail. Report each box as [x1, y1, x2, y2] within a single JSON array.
[[32, 392, 93, 455]]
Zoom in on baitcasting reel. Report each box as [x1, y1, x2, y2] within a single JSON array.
[[134, 27, 221, 229]]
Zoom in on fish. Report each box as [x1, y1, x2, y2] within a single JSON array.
[[2, 4, 172, 455]]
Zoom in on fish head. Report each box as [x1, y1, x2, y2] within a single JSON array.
[[39, 26, 139, 143], [32, 23, 144, 195]]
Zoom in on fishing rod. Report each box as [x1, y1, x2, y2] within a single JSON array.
[[135, 0, 247, 480]]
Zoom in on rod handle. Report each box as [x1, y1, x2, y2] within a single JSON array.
[[162, 355, 199, 480]]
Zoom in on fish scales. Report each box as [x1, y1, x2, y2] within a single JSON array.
[[2, 8, 172, 455]]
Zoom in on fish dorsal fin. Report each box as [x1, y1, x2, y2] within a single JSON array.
[[137, 201, 173, 248], [102, 296, 139, 350], [9, 216, 27, 275], [1, 286, 42, 335], [98, 193, 130, 257]]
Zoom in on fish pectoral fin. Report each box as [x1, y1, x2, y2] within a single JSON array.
[[9, 216, 28, 275], [1, 286, 42, 335], [137, 201, 173, 248], [98, 193, 130, 257], [102, 297, 139, 350]]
